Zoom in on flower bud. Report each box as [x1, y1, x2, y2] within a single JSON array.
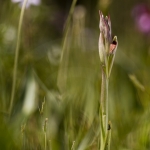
[[99, 32, 105, 63]]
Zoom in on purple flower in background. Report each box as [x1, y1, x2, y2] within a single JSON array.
[[132, 3, 150, 35], [11, 0, 41, 8]]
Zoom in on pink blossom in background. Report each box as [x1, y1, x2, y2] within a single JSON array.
[[11, 0, 41, 8], [132, 3, 150, 35]]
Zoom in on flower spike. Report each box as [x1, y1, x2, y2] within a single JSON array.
[[98, 10, 118, 77]]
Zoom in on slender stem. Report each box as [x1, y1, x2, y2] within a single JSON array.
[[60, 0, 78, 61], [64, 0, 78, 32], [9, 0, 28, 115], [21, 123, 26, 150], [44, 118, 48, 150], [101, 68, 109, 131], [71, 141, 75, 150], [100, 66, 109, 150], [22, 131, 25, 150], [45, 132, 47, 150], [57, 0, 78, 93], [107, 127, 111, 150]]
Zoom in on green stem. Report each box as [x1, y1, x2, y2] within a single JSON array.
[[57, 0, 78, 93], [9, 0, 28, 115], [22, 131, 25, 150], [107, 127, 111, 150], [45, 132, 47, 150], [100, 66, 109, 150], [60, 0, 78, 62]]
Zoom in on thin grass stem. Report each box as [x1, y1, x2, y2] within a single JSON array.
[[45, 132, 47, 150], [44, 118, 48, 150], [9, 0, 28, 115], [60, 0, 78, 61], [57, 0, 78, 93]]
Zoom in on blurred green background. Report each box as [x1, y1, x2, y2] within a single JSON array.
[[0, 0, 150, 149]]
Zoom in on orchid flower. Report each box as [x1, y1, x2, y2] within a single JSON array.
[[99, 10, 118, 77]]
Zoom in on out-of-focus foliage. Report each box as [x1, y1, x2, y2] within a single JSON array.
[[0, 0, 150, 149]]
